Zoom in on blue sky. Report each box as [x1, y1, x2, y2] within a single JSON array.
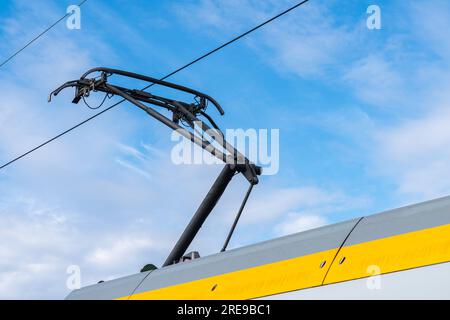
[[1, 0, 450, 299]]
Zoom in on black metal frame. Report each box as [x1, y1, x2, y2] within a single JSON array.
[[50, 68, 261, 267]]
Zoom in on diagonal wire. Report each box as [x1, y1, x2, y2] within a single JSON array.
[[0, 0, 89, 69], [0, 0, 310, 171]]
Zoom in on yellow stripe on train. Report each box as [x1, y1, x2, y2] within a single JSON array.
[[121, 223, 450, 300]]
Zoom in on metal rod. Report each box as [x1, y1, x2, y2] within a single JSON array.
[[105, 84, 235, 164], [221, 183, 254, 252], [101, 85, 245, 164], [163, 164, 237, 266], [80, 67, 225, 115]]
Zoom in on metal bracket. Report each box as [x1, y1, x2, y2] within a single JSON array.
[[49, 67, 262, 267]]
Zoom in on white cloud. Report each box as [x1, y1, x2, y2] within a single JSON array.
[[0, 198, 169, 299], [85, 237, 155, 267], [275, 213, 327, 236], [367, 2, 450, 201], [375, 105, 450, 200], [241, 186, 352, 224], [408, 0, 450, 61], [343, 54, 404, 107], [258, 6, 353, 78], [0, 200, 80, 299], [175, 0, 355, 78]]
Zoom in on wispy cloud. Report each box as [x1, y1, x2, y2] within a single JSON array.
[[368, 1, 450, 201], [343, 54, 405, 107], [175, 0, 356, 78], [275, 213, 327, 236], [375, 101, 450, 200]]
